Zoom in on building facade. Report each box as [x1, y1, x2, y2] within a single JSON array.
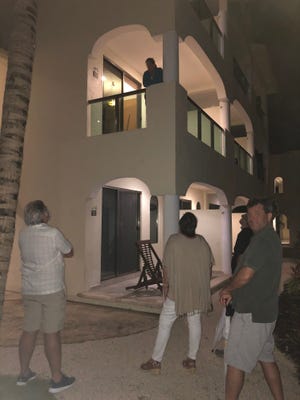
[[1, 0, 273, 296]]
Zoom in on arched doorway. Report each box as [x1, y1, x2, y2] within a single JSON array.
[[180, 182, 231, 273]]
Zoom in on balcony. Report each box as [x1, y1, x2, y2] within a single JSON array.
[[187, 97, 225, 156], [88, 89, 146, 136], [233, 58, 249, 95], [87, 86, 257, 179], [189, 0, 222, 54], [234, 142, 252, 174]]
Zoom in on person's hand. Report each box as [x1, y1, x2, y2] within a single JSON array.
[[163, 285, 169, 300], [219, 289, 232, 306]]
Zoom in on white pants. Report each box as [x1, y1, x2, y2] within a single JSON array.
[[152, 297, 201, 362]]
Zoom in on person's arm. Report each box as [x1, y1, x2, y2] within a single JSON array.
[[54, 229, 73, 258], [219, 266, 255, 305], [143, 71, 150, 87]]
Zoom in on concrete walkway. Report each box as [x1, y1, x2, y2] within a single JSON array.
[[71, 270, 230, 314], [0, 262, 298, 399], [0, 291, 299, 400]]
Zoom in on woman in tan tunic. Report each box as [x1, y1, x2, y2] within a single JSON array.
[[141, 212, 214, 374]]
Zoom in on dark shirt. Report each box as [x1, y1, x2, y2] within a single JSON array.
[[231, 227, 253, 273], [143, 67, 163, 87], [232, 225, 282, 323]]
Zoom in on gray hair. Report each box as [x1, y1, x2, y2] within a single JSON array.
[[24, 200, 50, 225]]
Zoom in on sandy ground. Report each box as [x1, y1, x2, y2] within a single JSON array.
[[0, 292, 299, 400]]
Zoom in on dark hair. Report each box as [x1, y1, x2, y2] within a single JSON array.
[[247, 197, 278, 218], [179, 212, 197, 237], [145, 57, 155, 65], [24, 200, 50, 225]]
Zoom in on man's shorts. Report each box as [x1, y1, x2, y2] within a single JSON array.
[[23, 290, 66, 333], [224, 312, 276, 373]]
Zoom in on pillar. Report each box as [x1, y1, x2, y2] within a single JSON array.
[[220, 204, 232, 275], [219, 97, 230, 155], [218, 0, 228, 57], [163, 31, 179, 83], [246, 131, 254, 174], [163, 195, 179, 245]]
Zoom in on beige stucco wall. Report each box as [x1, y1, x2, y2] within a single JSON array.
[[5, 0, 269, 295]]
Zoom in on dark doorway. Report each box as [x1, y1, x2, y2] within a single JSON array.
[[101, 187, 140, 280]]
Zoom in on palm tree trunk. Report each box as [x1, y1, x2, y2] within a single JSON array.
[[0, 0, 38, 319]]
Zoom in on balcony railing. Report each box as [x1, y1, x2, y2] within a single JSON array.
[[234, 142, 252, 174], [187, 97, 225, 156], [189, 0, 222, 54], [88, 89, 146, 136]]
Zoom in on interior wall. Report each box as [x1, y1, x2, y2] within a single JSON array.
[[181, 186, 207, 209], [231, 212, 244, 252]]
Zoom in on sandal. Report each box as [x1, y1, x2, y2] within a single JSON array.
[[140, 359, 161, 375], [182, 357, 196, 372]]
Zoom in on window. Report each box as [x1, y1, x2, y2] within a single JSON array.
[[274, 177, 284, 194], [89, 58, 146, 136], [179, 199, 192, 210]]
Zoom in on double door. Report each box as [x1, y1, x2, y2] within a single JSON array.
[[101, 187, 140, 280]]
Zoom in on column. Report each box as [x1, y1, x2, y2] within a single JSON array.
[[218, 0, 228, 57], [163, 195, 179, 245], [219, 97, 230, 155], [220, 204, 232, 275], [218, 0, 228, 35], [246, 131, 254, 174], [163, 31, 179, 83], [219, 97, 230, 130]]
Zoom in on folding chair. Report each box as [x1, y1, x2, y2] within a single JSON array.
[[126, 240, 163, 291]]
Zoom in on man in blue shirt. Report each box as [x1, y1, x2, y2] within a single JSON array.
[[143, 58, 163, 87]]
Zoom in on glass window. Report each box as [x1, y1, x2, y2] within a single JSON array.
[[201, 113, 211, 147], [187, 100, 198, 138], [213, 125, 223, 155]]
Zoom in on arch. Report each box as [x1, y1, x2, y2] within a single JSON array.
[[275, 214, 290, 244], [231, 100, 254, 156], [231, 100, 253, 133], [180, 182, 231, 274], [274, 176, 284, 194], [88, 25, 163, 102], [232, 195, 249, 213], [184, 35, 226, 100], [90, 25, 154, 56], [85, 176, 153, 288]]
